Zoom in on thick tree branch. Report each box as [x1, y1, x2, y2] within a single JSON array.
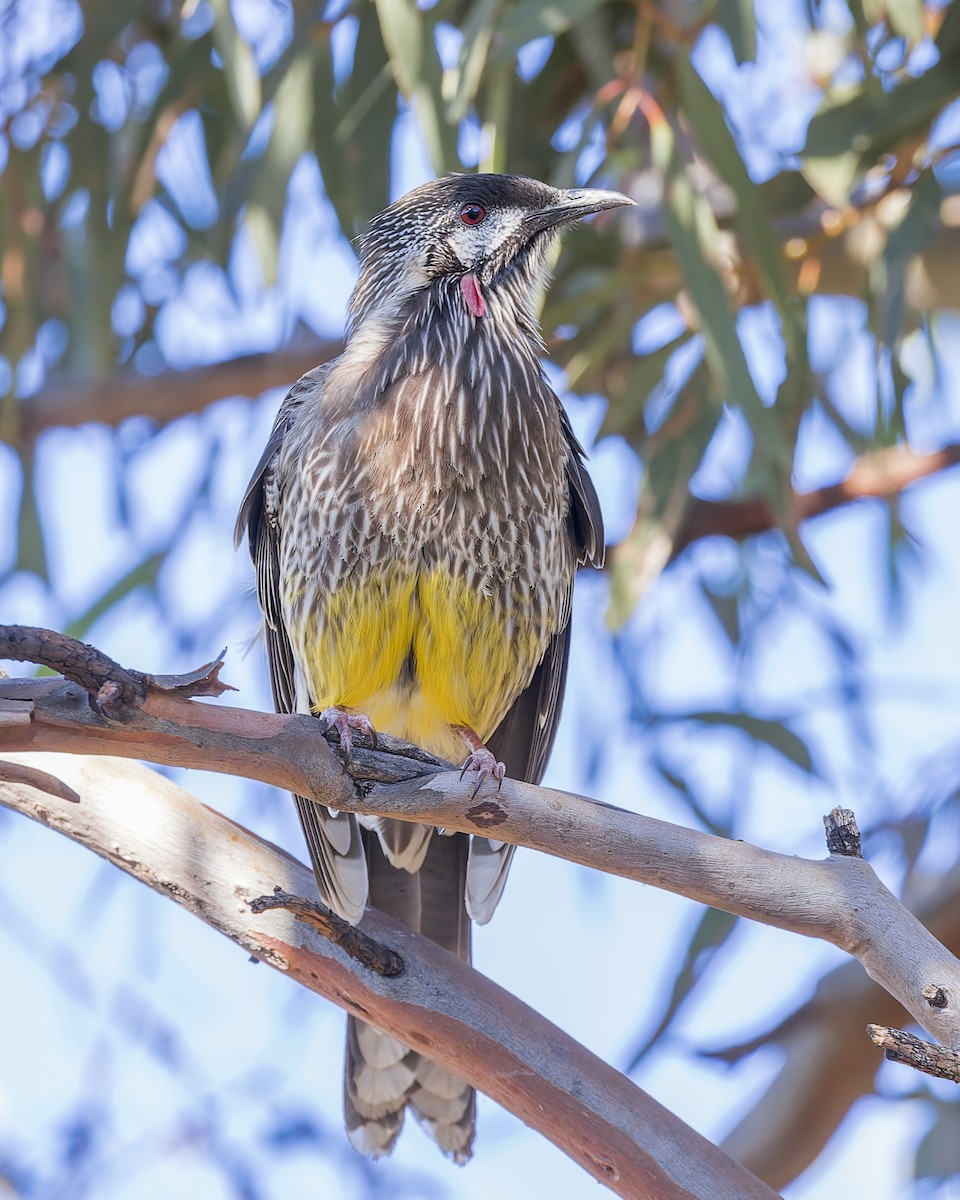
[[0, 751, 778, 1200], [3, 627, 960, 1062]]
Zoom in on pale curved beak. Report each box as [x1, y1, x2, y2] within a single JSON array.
[[525, 187, 636, 233]]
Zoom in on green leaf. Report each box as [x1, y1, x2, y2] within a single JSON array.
[[870, 171, 942, 347], [312, 32, 355, 238], [802, 39, 960, 207], [64, 553, 165, 641], [625, 907, 740, 1071], [445, 0, 502, 123], [375, 0, 460, 174], [936, 0, 960, 56], [338, 3, 395, 226], [915, 1099, 960, 1184], [607, 357, 721, 627], [677, 56, 789, 317], [598, 330, 692, 441], [15, 461, 48, 582], [650, 751, 734, 837], [649, 109, 790, 468], [478, 61, 513, 174], [699, 579, 741, 647], [678, 710, 819, 776], [715, 0, 757, 63], [209, 0, 262, 132], [801, 84, 873, 206], [252, 49, 314, 282], [117, 34, 214, 220], [242, 204, 278, 285], [218, 47, 315, 283], [313, 6, 395, 241], [877, 0, 925, 43], [490, 0, 606, 65]]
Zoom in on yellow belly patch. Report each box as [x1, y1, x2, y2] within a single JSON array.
[[298, 566, 544, 762]]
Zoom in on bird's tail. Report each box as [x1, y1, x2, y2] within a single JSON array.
[[343, 826, 475, 1162]]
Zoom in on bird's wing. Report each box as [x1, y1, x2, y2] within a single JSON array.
[[467, 402, 603, 923], [237, 376, 368, 924], [558, 401, 605, 569]]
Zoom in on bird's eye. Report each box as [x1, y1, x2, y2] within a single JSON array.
[[460, 202, 487, 226]]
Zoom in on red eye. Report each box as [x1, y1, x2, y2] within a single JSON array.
[[460, 202, 487, 226]]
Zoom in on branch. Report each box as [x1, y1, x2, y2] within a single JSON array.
[[0, 750, 778, 1200], [3, 627, 960, 1060], [713, 863, 960, 1189], [20, 339, 342, 441], [671, 441, 960, 557], [868, 1023, 960, 1081]]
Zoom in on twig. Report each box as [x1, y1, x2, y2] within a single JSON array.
[[250, 887, 404, 977], [824, 807, 862, 858], [0, 626, 236, 719], [0, 758, 79, 802], [867, 1024, 960, 1082], [0, 626, 146, 715]]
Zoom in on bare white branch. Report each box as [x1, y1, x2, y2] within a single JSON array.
[[3, 665, 960, 1055], [0, 751, 778, 1200]]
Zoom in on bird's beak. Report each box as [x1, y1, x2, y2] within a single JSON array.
[[525, 187, 636, 234]]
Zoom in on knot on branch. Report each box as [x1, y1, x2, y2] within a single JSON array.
[[923, 983, 949, 1010]]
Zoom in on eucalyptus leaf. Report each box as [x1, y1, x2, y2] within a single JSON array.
[[625, 907, 740, 1072], [715, 0, 757, 63], [649, 108, 790, 469], [802, 39, 960, 206], [597, 331, 692, 441], [675, 710, 819, 776], [65, 553, 165, 640], [15, 461, 48, 582], [209, 0, 262, 132], [915, 1098, 960, 1184], [881, 0, 925, 43], [490, 0, 606, 65], [677, 56, 790, 317], [375, 0, 460, 174], [445, 0, 502, 122]]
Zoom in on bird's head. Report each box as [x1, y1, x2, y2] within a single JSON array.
[[347, 173, 633, 336]]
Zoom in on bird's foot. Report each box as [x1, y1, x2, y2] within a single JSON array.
[[453, 724, 506, 796], [318, 706, 378, 761]]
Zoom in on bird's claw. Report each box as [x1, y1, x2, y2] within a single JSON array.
[[318, 706, 378, 763], [459, 747, 506, 797]]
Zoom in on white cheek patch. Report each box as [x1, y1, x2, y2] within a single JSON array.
[[449, 208, 524, 269]]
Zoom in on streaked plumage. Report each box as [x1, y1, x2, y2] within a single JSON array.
[[237, 173, 631, 1162]]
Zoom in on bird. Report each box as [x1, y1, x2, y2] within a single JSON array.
[[236, 172, 632, 1163]]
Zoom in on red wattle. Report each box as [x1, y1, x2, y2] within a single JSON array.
[[460, 272, 486, 318]]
